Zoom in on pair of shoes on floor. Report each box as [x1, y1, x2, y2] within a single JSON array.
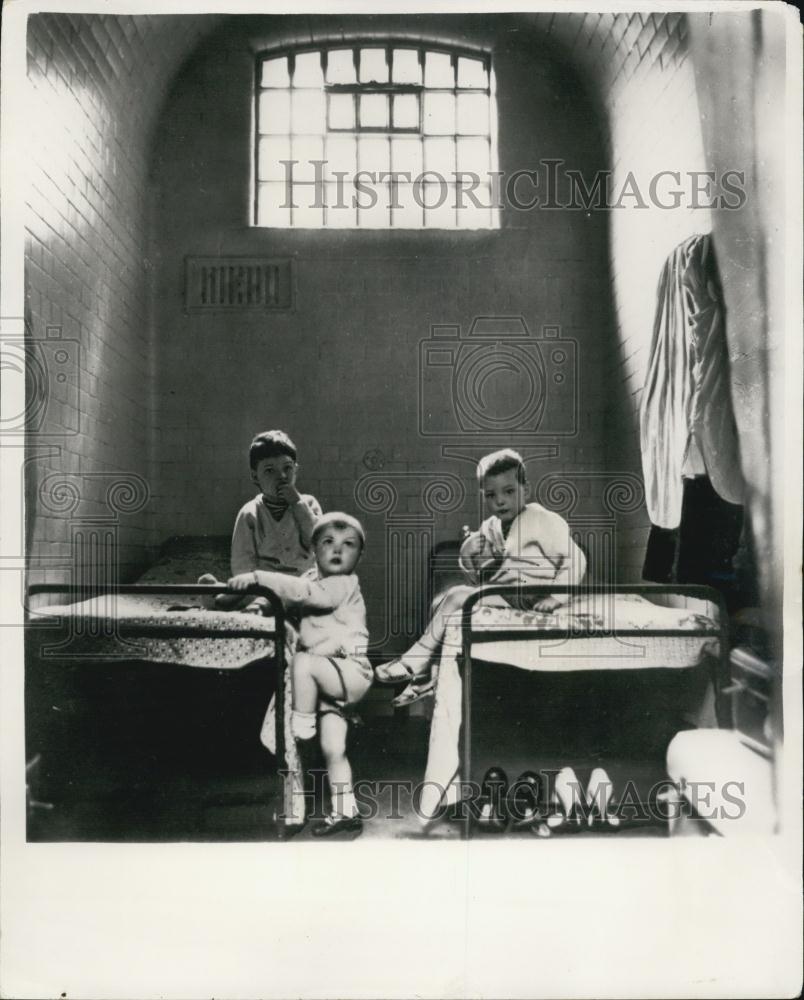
[[466, 766, 622, 836], [311, 813, 363, 838], [542, 766, 621, 835]]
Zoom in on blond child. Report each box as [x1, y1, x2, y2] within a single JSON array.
[[376, 449, 586, 705], [229, 512, 371, 837]]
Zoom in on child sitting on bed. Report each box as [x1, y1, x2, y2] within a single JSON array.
[[228, 512, 372, 837], [375, 448, 587, 706], [199, 429, 322, 613]]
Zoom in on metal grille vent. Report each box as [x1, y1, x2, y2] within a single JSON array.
[[184, 257, 293, 311]]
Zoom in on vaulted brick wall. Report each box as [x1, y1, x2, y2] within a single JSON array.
[[24, 13, 223, 584]]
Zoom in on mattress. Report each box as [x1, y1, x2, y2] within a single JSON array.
[[29, 594, 280, 669], [465, 593, 720, 672], [26, 535, 281, 670]]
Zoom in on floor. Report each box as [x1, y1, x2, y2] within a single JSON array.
[[27, 710, 674, 842], [26, 648, 696, 842]]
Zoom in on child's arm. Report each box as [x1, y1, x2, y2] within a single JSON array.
[[493, 511, 586, 611], [230, 506, 258, 576], [277, 484, 320, 550], [228, 568, 351, 612], [459, 528, 501, 584]]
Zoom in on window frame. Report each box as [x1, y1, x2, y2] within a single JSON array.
[[252, 42, 497, 230]]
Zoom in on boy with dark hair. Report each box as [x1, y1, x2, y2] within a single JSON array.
[[199, 430, 321, 611], [376, 448, 586, 705]]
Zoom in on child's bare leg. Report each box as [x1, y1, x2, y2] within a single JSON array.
[[319, 712, 357, 818], [376, 584, 475, 683], [292, 652, 355, 711]]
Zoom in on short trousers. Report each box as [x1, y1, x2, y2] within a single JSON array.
[[318, 655, 374, 719]]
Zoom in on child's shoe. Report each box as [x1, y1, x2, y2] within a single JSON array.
[[311, 813, 363, 838], [391, 678, 436, 707], [374, 658, 420, 684]]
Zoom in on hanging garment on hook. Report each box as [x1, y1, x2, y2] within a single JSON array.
[[639, 233, 744, 531]]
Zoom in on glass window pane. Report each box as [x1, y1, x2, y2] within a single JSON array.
[[456, 183, 492, 228], [424, 51, 454, 88], [359, 93, 389, 129], [293, 51, 323, 87], [391, 136, 422, 178], [325, 135, 357, 182], [423, 137, 455, 179], [261, 57, 290, 88], [259, 90, 291, 134], [457, 56, 487, 89], [423, 92, 455, 135], [357, 135, 390, 177], [392, 48, 422, 85], [257, 182, 292, 227], [392, 183, 424, 228], [423, 183, 455, 227], [456, 136, 489, 175], [328, 92, 356, 130], [457, 93, 489, 135], [325, 183, 357, 228], [358, 183, 391, 228], [294, 183, 325, 227], [326, 48, 356, 84], [291, 90, 326, 133], [392, 93, 419, 129], [359, 47, 389, 83], [258, 136, 293, 182], [292, 136, 324, 183]]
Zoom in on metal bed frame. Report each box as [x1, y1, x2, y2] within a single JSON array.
[[458, 583, 730, 839], [26, 582, 294, 839]]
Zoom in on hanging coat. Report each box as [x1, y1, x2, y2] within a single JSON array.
[[639, 233, 744, 529]]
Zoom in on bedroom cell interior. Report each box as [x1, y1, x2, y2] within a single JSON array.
[[20, 11, 787, 841]]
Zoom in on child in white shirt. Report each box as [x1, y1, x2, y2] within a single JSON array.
[[376, 448, 586, 705], [228, 512, 371, 837]]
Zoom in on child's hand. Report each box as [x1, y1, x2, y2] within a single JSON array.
[[462, 533, 488, 559], [277, 482, 302, 505], [228, 573, 257, 592], [533, 595, 562, 614]]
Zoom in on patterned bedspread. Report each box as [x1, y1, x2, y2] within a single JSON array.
[[30, 593, 279, 669]]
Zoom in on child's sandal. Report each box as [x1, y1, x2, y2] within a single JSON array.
[[391, 678, 436, 707], [375, 658, 420, 685]]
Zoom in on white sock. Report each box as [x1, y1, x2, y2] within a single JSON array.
[[291, 710, 317, 741], [331, 783, 358, 818]]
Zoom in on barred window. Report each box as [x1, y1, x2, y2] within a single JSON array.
[[254, 45, 498, 229]]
